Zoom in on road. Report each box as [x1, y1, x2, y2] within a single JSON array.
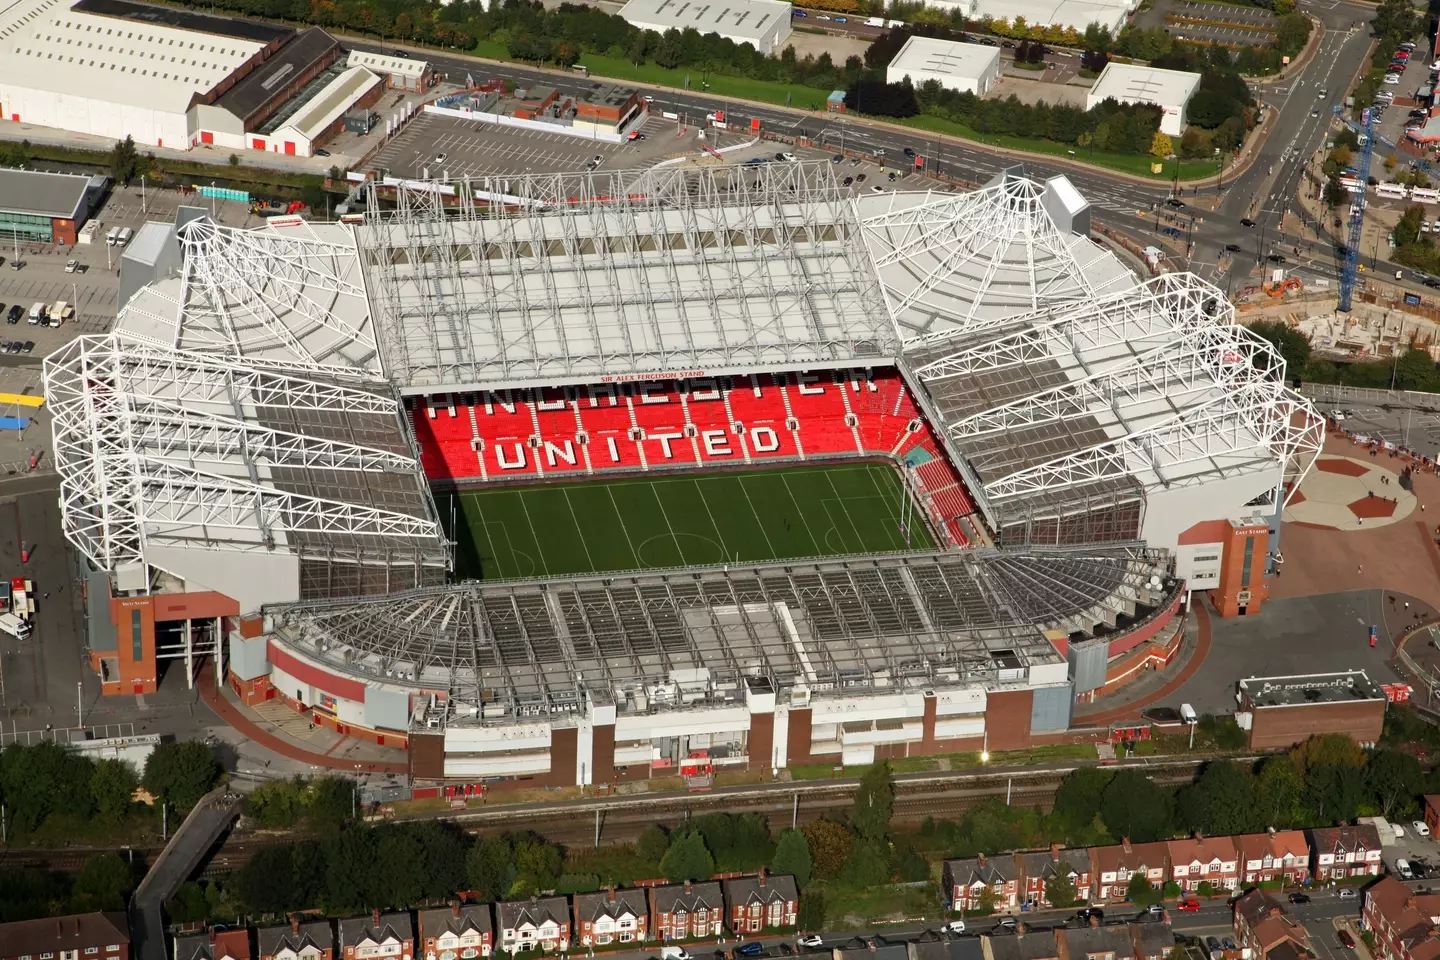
[[350, 0, 1380, 294]]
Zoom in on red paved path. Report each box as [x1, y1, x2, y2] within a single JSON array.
[[197, 663, 408, 776], [1075, 601, 1213, 726]]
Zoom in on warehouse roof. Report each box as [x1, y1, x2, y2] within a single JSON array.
[[273, 65, 382, 144], [0, 168, 93, 220], [215, 26, 340, 126], [1239, 671, 1387, 707], [70, 0, 290, 43], [0, 0, 268, 114], [1088, 61, 1202, 108], [348, 49, 426, 79], [617, 0, 790, 44], [887, 36, 1000, 82]]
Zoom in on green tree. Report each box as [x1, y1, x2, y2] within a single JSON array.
[[797, 889, 825, 931], [1151, 131, 1174, 159], [1045, 870, 1080, 908], [660, 831, 715, 882], [110, 135, 142, 185], [1255, 755, 1304, 827], [654, 28, 683, 69], [637, 824, 670, 865], [73, 853, 136, 911], [245, 777, 307, 828], [1291, 733, 1367, 776], [1126, 871, 1160, 906], [1100, 770, 1172, 843], [1180, 760, 1258, 836], [802, 818, 852, 877], [772, 829, 813, 887], [236, 844, 296, 914], [512, 833, 563, 893], [1323, 175, 1348, 209], [1051, 768, 1113, 836], [1246, 319, 1312, 378], [228, 153, 240, 166], [89, 758, 138, 824], [1367, 749, 1423, 817], [307, 775, 355, 836], [852, 760, 894, 842], [142, 740, 220, 813], [839, 837, 890, 887], [466, 834, 516, 902]]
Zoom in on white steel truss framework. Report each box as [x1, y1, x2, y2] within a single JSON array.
[[45, 334, 448, 573], [359, 163, 897, 391], [860, 175, 1129, 338], [902, 274, 1324, 511], [173, 218, 382, 373]]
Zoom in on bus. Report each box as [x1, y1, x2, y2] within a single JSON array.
[[1412, 186, 1440, 203], [1339, 176, 1363, 192], [1377, 182, 1409, 198]]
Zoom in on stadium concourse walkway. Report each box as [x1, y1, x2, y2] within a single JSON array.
[[1072, 602, 1213, 727], [197, 663, 408, 776]]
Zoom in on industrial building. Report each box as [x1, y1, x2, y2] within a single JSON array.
[[886, 36, 1002, 97], [46, 164, 1323, 780], [617, 0, 793, 54], [1086, 62, 1202, 138], [0, 167, 104, 244], [1237, 672, 1388, 750], [0, 0, 389, 154], [347, 49, 432, 92], [915, 0, 1135, 36]]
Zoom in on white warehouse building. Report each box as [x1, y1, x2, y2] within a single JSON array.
[[912, 0, 1134, 37], [1087, 62, 1202, 137], [886, 36, 1002, 96], [617, 0, 793, 54], [0, 0, 291, 149]]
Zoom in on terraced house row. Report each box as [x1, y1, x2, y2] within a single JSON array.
[[943, 825, 1385, 912]]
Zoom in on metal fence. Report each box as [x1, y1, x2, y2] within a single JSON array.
[[1299, 382, 1440, 410]]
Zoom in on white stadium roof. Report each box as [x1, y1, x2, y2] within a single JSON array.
[[47, 162, 1322, 626]]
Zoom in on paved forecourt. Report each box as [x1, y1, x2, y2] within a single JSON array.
[[446, 461, 934, 580]]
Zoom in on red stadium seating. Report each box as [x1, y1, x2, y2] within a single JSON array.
[[413, 368, 984, 546]]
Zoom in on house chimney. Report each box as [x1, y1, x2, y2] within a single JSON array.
[[1015, 923, 1027, 937], [1408, 897, 1418, 912], [609, 886, 617, 903], [1195, 832, 1204, 844], [685, 880, 693, 894], [1122, 838, 1132, 854], [979, 854, 987, 868], [292, 915, 300, 937], [759, 868, 767, 888], [453, 901, 462, 918], [373, 908, 381, 927], [1089, 915, 1100, 929], [56, 919, 62, 937], [1267, 826, 1276, 837], [1051, 844, 1061, 862]]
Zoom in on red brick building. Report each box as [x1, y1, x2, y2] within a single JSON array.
[[573, 887, 648, 946], [1017, 846, 1092, 909], [1234, 831, 1310, 886], [1233, 890, 1311, 960], [1166, 835, 1240, 893], [721, 872, 799, 934], [944, 853, 1021, 912], [418, 903, 493, 960], [1364, 876, 1440, 960], [648, 881, 725, 941], [0, 912, 130, 960], [340, 911, 413, 960], [1088, 840, 1170, 903], [176, 928, 253, 960], [1310, 824, 1383, 881]]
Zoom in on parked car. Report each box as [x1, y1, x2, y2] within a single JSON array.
[[1386, 74, 1402, 84], [1339, 888, 1359, 900], [996, 918, 1019, 930], [5, 305, 20, 324], [1338, 930, 1356, 948], [1146, 904, 1166, 917], [1267, 254, 1287, 263], [736, 944, 766, 958], [780, 152, 798, 162], [1076, 908, 1104, 923], [1416, 820, 1432, 837], [315, 149, 331, 157], [943, 921, 966, 934], [1288, 893, 1311, 904], [1206, 938, 1222, 953], [843, 176, 854, 185], [797, 936, 824, 949], [20, 341, 32, 354], [64, 259, 78, 273], [830, 154, 843, 163], [1177, 900, 1200, 912]]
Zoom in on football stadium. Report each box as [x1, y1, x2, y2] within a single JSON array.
[[46, 162, 1325, 784]]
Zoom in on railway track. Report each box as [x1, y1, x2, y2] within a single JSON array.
[[0, 759, 1213, 877]]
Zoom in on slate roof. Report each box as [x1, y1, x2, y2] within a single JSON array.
[[1309, 824, 1382, 856], [338, 912, 413, 949], [418, 903, 493, 940], [1019, 847, 1092, 883], [1059, 925, 1137, 960], [946, 855, 1019, 887], [573, 888, 648, 923], [648, 881, 725, 915], [986, 928, 1060, 960], [722, 873, 800, 907], [257, 919, 333, 956], [497, 896, 571, 931]]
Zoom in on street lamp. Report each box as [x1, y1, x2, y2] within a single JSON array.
[[980, 730, 989, 764]]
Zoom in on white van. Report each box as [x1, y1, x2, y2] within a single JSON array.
[[661, 949, 693, 960], [106, 226, 120, 246], [27, 302, 45, 324], [1398, 858, 1414, 879], [116, 226, 133, 246]]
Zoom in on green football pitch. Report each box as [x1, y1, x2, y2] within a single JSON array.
[[441, 462, 935, 581]]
